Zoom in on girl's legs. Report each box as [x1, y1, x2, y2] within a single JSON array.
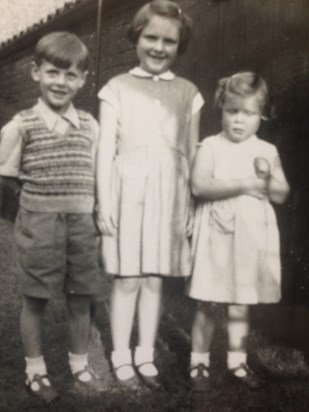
[[135, 276, 163, 377], [227, 304, 249, 376], [110, 277, 142, 380], [190, 302, 216, 377]]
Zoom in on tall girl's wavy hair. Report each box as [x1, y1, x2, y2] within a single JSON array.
[[214, 72, 272, 120], [128, 1, 192, 55]]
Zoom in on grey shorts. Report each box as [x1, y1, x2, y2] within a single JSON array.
[[14, 207, 100, 299]]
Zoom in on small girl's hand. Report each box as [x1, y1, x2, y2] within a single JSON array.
[[254, 157, 271, 180], [95, 204, 117, 236], [244, 176, 268, 199]]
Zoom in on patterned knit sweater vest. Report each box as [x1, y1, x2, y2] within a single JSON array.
[[17, 108, 96, 213]]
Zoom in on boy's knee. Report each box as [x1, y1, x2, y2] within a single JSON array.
[[22, 295, 48, 315], [66, 295, 91, 317]]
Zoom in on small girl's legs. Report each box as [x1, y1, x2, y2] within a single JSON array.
[[227, 304, 249, 373], [21, 296, 59, 402], [110, 277, 142, 382], [227, 304, 262, 389], [135, 276, 163, 381], [190, 302, 215, 390]]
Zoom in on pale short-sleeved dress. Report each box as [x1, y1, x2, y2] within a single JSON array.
[[98, 68, 204, 277], [187, 133, 281, 304]]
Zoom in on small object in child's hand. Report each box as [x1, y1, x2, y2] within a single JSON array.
[[254, 157, 270, 179]]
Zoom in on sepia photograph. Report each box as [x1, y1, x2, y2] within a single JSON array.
[[0, 0, 308, 411]]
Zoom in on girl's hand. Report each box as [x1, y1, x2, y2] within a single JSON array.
[[254, 157, 271, 180], [244, 176, 268, 199], [96, 204, 117, 236]]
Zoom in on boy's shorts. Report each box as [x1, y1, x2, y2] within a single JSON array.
[[14, 207, 100, 299]]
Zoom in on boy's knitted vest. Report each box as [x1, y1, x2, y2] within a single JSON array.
[[16, 108, 96, 213]]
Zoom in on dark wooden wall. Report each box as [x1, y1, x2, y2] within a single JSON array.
[[0, 0, 308, 348]]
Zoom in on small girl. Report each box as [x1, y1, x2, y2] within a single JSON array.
[[187, 72, 290, 391], [96, 1, 203, 389]]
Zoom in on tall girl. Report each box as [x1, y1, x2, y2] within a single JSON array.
[[96, 1, 203, 389], [187, 72, 290, 390]]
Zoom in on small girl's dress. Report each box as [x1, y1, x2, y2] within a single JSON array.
[[188, 133, 281, 304], [98, 68, 204, 277]]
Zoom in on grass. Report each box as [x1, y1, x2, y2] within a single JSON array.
[[1, 217, 309, 412]]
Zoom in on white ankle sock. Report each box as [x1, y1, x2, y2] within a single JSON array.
[[190, 352, 210, 378], [25, 356, 50, 391], [134, 346, 158, 377], [190, 352, 210, 367], [69, 352, 91, 382], [111, 349, 135, 380], [25, 356, 47, 380], [227, 351, 247, 377]]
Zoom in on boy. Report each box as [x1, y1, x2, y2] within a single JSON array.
[[0, 32, 104, 402]]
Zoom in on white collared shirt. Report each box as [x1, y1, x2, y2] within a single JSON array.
[[129, 67, 175, 81]]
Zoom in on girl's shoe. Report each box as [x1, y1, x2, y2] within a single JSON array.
[[189, 364, 210, 392], [113, 364, 142, 391], [228, 362, 263, 390], [135, 362, 161, 390], [25, 374, 60, 403]]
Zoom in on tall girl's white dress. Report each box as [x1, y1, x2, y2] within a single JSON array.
[[188, 133, 281, 304], [98, 68, 203, 277]]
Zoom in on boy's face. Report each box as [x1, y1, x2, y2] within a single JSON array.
[[31, 60, 87, 114]]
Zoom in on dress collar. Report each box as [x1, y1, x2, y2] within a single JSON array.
[[35, 98, 80, 130], [129, 67, 175, 81]]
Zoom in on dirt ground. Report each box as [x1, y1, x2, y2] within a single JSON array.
[[0, 217, 309, 412]]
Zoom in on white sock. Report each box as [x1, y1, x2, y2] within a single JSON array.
[[227, 351, 247, 377], [69, 352, 91, 382], [190, 351, 210, 367], [111, 349, 134, 380], [134, 346, 158, 377], [25, 356, 50, 391], [190, 352, 210, 377]]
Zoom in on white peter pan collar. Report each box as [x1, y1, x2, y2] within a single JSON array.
[[129, 67, 175, 81]]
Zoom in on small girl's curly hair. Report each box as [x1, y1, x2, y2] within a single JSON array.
[[214, 72, 271, 119], [128, 1, 192, 55]]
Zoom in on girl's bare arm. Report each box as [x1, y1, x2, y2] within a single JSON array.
[[268, 155, 290, 204], [96, 101, 118, 235]]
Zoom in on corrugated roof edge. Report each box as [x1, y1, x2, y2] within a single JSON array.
[[0, 0, 91, 53]]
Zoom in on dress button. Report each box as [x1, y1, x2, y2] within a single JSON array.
[[153, 75, 159, 82]]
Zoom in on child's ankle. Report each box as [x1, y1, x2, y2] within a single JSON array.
[[25, 355, 47, 381], [111, 349, 135, 380], [134, 346, 157, 377], [227, 351, 247, 376]]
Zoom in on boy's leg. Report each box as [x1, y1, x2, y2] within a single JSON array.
[[134, 276, 163, 380], [66, 294, 105, 392], [21, 295, 59, 402], [110, 277, 142, 383], [21, 296, 47, 358]]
